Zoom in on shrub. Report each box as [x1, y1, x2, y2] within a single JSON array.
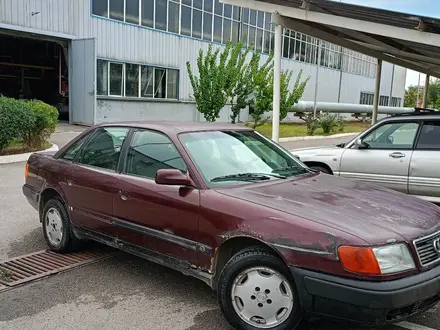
[[319, 113, 338, 135], [22, 100, 58, 149], [303, 113, 320, 136], [0, 97, 34, 151], [336, 116, 348, 132]]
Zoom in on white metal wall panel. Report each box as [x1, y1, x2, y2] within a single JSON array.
[[0, 0, 407, 121]]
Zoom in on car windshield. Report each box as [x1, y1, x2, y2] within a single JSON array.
[[179, 130, 310, 187]]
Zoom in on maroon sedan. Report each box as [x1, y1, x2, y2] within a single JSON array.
[[23, 121, 440, 329]]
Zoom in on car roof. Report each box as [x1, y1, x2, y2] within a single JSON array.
[[92, 121, 253, 135]]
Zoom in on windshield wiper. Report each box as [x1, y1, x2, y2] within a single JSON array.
[[272, 166, 314, 174], [336, 142, 346, 148], [211, 172, 286, 183]]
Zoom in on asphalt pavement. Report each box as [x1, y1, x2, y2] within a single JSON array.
[[0, 127, 439, 330]]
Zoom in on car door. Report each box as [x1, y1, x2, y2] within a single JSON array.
[[113, 128, 200, 266], [409, 120, 440, 202], [339, 121, 420, 193], [61, 126, 130, 238]]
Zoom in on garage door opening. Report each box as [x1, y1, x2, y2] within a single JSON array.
[[0, 33, 69, 120]]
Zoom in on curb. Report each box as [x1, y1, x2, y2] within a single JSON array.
[[279, 132, 359, 142], [0, 144, 59, 165]]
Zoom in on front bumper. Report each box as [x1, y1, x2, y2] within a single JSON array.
[[291, 266, 440, 325], [22, 184, 40, 211]]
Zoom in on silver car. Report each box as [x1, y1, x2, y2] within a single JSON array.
[[292, 111, 440, 204]]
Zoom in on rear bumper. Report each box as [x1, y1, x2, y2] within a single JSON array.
[[291, 266, 440, 325], [22, 184, 40, 211]]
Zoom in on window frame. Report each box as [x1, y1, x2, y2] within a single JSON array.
[[72, 126, 131, 172], [349, 120, 422, 151], [56, 131, 95, 162], [120, 128, 200, 187], [97, 59, 179, 100], [415, 120, 440, 151]]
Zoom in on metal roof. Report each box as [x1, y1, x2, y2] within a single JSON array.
[[222, 0, 440, 77]]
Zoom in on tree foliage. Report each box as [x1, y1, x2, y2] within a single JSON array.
[[249, 52, 274, 128], [405, 79, 440, 109], [186, 41, 248, 122], [280, 70, 309, 121]]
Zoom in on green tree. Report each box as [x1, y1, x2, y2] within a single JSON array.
[[404, 85, 418, 108], [279, 69, 309, 121], [249, 52, 274, 128], [186, 41, 247, 122], [428, 78, 440, 109]]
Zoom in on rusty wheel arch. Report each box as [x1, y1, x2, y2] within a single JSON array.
[[211, 235, 288, 289], [39, 188, 64, 222]]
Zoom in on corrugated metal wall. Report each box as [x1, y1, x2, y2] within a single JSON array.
[[0, 0, 406, 122]]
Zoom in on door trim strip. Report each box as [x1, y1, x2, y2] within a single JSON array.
[[111, 218, 212, 255]]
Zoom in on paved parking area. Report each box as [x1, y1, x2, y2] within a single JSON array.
[[0, 130, 439, 330]]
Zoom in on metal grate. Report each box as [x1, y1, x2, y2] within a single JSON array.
[[0, 249, 114, 288], [414, 231, 440, 267]]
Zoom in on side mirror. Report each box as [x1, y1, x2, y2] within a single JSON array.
[[354, 138, 369, 149], [155, 169, 195, 187]]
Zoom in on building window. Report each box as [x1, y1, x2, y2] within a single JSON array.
[[360, 92, 397, 106], [391, 97, 402, 107], [379, 95, 389, 106], [109, 0, 124, 21], [97, 59, 179, 100], [92, 0, 108, 17], [91, 0, 378, 78], [109, 63, 123, 96]]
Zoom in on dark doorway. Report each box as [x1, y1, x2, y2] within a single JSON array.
[[0, 34, 69, 120]]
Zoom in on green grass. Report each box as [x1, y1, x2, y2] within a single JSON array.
[[0, 139, 52, 156], [0, 268, 12, 282], [253, 121, 370, 138]]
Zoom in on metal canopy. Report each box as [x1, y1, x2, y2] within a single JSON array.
[[221, 0, 440, 78]]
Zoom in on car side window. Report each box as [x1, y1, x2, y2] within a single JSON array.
[[362, 122, 419, 149], [416, 121, 440, 150], [124, 129, 187, 179], [59, 133, 91, 161], [77, 127, 129, 171]]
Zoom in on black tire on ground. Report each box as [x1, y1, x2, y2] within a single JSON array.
[[41, 198, 81, 253], [217, 247, 303, 330], [310, 166, 332, 174]]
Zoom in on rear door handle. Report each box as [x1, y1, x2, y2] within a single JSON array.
[[389, 152, 405, 158]]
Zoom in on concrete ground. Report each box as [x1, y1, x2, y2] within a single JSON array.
[[0, 126, 438, 330]]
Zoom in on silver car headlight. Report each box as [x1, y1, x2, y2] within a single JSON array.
[[372, 244, 416, 274]]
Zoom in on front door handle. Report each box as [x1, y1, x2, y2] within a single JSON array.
[[389, 152, 405, 158], [118, 190, 129, 201], [66, 179, 74, 186]]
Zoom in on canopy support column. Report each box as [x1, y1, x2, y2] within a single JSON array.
[[272, 13, 282, 143], [372, 59, 382, 125], [423, 74, 430, 108]]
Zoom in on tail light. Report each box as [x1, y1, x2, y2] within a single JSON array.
[[25, 163, 29, 179]]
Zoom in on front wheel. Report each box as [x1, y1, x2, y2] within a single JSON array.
[[217, 247, 303, 330]]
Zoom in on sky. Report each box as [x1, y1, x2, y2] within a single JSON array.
[[338, 0, 440, 89]]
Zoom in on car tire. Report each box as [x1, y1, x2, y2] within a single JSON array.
[[217, 246, 303, 330], [310, 166, 331, 174], [42, 198, 81, 253]]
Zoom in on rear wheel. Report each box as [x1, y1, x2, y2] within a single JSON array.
[[42, 198, 81, 253], [217, 247, 303, 330]]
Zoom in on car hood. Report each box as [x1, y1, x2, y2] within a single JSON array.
[[216, 173, 440, 245]]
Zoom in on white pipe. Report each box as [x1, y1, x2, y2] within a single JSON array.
[[313, 40, 321, 118], [272, 22, 282, 143], [372, 59, 382, 124], [291, 101, 413, 114]]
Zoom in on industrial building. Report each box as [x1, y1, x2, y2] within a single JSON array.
[[0, 0, 406, 125]]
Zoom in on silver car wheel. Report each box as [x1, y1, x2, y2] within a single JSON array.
[[45, 207, 64, 246], [231, 266, 294, 328]]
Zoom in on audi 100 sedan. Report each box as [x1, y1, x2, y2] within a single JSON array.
[[23, 121, 440, 330]]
